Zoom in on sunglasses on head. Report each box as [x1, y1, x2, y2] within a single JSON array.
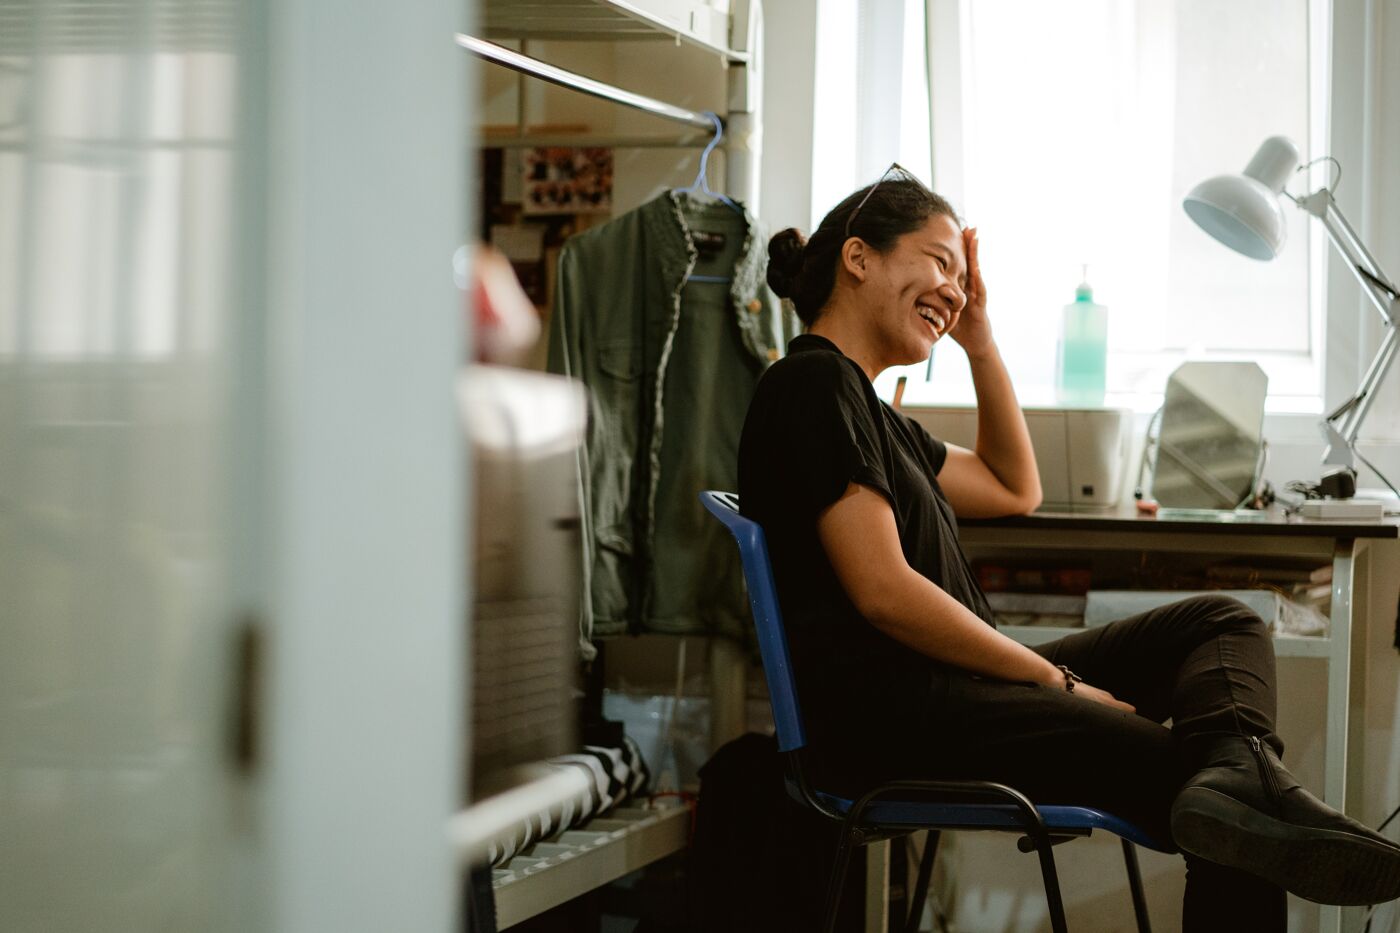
[[844, 162, 927, 240]]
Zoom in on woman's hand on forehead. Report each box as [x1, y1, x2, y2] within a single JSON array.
[[948, 226, 994, 357]]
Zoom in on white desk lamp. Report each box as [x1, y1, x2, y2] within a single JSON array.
[[1184, 136, 1400, 500]]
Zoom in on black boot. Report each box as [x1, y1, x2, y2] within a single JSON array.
[[1171, 735, 1400, 906]]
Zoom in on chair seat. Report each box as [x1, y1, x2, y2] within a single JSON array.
[[803, 786, 1175, 854]]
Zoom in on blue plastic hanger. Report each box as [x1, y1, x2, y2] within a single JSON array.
[[675, 111, 743, 213], [678, 112, 743, 285]]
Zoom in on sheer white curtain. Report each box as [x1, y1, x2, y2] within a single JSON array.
[[810, 0, 933, 229], [877, 0, 1326, 410]]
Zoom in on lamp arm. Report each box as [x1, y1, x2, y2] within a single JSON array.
[[1300, 189, 1400, 325], [1297, 189, 1400, 472], [1323, 326, 1400, 467]]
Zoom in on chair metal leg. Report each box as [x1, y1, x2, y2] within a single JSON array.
[[1031, 833, 1069, 933], [822, 825, 860, 933], [1121, 838, 1152, 933], [904, 830, 939, 933]]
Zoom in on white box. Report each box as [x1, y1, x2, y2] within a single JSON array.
[[903, 406, 1133, 512], [1083, 589, 1327, 637]]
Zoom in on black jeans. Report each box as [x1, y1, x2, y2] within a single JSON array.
[[918, 594, 1288, 932]]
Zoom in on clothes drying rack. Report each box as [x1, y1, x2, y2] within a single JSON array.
[[457, 33, 717, 130], [460, 6, 760, 748], [457, 0, 762, 208], [456, 7, 764, 927]]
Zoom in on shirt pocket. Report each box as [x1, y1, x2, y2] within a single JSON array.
[[596, 340, 638, 384], [587, 340, 642, 554], [591, 341, 640, 451]]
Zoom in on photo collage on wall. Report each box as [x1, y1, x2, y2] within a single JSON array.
[[522, 147, 614, 216], [478, 147, 614, 311]]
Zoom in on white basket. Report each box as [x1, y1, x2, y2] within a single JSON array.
[[1083, 589, 1328, 637]]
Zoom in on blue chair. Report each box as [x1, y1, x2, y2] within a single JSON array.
[[699, 491, 1174, 933]]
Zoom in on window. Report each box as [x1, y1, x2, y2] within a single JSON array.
[[874, 0, 1331, 413]]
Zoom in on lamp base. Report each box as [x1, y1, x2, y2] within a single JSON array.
[[1318, 467, 1357, 499], [1299, 498, 1384, 520]]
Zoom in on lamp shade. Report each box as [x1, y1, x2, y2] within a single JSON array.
[[1183, 136, 1300, 261]]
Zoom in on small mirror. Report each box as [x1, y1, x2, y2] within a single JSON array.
[[1151, 362, 1267, 509]]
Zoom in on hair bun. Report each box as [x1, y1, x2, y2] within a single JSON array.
[[766, 227, 807, 300]]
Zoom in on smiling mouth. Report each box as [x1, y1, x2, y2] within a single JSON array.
[[917, 304, 948, 336]]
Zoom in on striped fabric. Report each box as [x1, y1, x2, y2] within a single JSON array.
[[487, 737, 650, 866]]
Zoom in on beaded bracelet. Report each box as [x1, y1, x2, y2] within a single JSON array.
[[1057, 664, 1083, 694]]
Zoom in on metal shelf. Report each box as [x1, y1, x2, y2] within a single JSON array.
[[481, 0, 746, 61], [458, 34, 717, 131], [493, 803, 690, 928]]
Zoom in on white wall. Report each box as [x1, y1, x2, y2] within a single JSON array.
[[263, 1, 467, 930]]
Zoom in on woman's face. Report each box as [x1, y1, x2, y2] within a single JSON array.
[[859, 213, 968, 367]]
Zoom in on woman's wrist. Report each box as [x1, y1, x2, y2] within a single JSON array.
[[1035, 658, 1065, 688], [1033, 661, 1081, 692], [1055, 664, 1083, 693], [962, 338, 999, 364]]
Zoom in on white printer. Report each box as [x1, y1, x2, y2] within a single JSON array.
[[902, 406, 1133, 512]]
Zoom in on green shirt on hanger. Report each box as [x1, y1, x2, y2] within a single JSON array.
[[548, 191, 799, 641]]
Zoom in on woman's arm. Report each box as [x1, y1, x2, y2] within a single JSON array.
[[937, 344, 1041, 517], [938, 228, 1042, 518], [818, 481, 1131, 710]]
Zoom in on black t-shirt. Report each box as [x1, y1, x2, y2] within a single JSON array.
[[737, 334, 995, 765]]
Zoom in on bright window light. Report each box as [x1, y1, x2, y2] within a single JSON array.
[[875, 0, 1328, 413]]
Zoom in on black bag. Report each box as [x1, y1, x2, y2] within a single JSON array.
[[687, 733, 869, 932]]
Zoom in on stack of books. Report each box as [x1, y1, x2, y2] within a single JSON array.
[[976, 561, 1092, 627], [984, 592, 1087, 628]]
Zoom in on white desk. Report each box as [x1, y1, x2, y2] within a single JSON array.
[[960, 507, 1398, 933]]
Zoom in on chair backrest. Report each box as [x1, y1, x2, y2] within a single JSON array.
[[698, 491, 807, 752]]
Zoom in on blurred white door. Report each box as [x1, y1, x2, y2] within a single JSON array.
[[0, 2, 469, 931]]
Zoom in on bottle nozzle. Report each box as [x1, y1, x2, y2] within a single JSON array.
[[1075, 263, 1094, 302]]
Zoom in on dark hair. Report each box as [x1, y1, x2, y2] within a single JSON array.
[[767, 178, 960, 326]]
